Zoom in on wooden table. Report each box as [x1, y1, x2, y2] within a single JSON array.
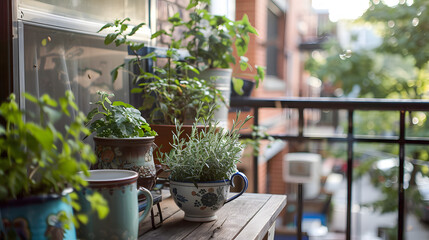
[[138, 193, 287, 240]]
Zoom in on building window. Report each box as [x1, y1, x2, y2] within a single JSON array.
[[266, 8, 279, 77]]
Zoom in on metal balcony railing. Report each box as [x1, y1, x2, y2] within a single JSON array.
[[230, 96, 429, 240]]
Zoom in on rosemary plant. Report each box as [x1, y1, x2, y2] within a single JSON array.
[[161, 107, 252, 183]]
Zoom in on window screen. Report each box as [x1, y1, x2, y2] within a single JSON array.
[[19, 0, 149, 25], [22, 24, 130, 116]]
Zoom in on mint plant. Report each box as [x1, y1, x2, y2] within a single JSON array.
[[86, 91, 156, 138]]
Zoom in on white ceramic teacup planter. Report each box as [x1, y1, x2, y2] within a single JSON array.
[[170, 172, 248, 222]]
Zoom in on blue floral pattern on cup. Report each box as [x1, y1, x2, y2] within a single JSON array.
[[193, 188, 224, 211], [172, 188, 188, 208]]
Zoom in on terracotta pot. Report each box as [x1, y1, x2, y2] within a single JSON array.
[[151, 124, 206, 164], [91, 136, 157, 191], [152, 125, 189, 156]]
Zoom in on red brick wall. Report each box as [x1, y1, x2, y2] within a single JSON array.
[[233, 0, 267, 80], [268, 146, 289, 194], [277, 14, 286, 80]]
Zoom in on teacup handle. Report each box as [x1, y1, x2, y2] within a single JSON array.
[[225, 172, 248, 204], [138, 187, 153, 223]]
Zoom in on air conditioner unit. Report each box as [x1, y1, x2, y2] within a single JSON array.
[[283, 153, 322, 199]]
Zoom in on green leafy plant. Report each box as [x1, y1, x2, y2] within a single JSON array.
[[0, 91, 108, 227], [85, 91, 156, 138], [98, 19, 222, 125], [160, 106, 252, 182], [154, 0, 265, 88], [97, 18, 149, 81], [131, 48, 222, 125]]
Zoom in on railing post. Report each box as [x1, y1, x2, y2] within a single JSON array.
[[298, 108, 304, 138], [297, 183, 303, 240], [253, 107, 259, 193], [346, 110, 354, 240], [398, 111, 405, 240]]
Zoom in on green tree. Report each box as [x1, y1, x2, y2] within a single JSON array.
[[306, 0, 429, 99], [305, 1, 429, 235], [305, 39, 422, 99], [362, 0, 429, 69]]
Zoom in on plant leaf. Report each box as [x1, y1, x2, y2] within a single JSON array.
[[86, 108, 99, 122], [110, 63, 124, 82], [254, 66, 265, 88], [232, 78, 244, 96], [112, 101, 134, 109], [105, 33, 119, 45], [98, 23, 114, 33], [152, 30, 167, 39], [127, 23, 143, 36]]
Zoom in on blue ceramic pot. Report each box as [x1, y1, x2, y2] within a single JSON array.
[[0, 189, 76, 240]]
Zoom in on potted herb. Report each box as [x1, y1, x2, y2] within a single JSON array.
[[85, 91, 159, 190], [134, 51, 223, 157], [153, 0, 265, 129], [157, 0, 265, 90], [97, 19, 223, 157], [160, 107, 251, 222], [97, 18, 220, 125], [0, 91, 108, 239], [131, 48, 220, 125]]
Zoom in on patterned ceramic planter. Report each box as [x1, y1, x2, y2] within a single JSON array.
[[92, 136, 157, 190], [170, 172, 248, 222], [0, 189, 76, 240]]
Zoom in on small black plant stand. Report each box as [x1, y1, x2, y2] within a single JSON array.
[[139, 192, 163, 229]]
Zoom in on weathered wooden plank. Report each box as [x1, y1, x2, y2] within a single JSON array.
[[235, 194, 287, 240], [184, 194, 270, 239], [138, 193, 286, 240], [140, 207, 202, 240]]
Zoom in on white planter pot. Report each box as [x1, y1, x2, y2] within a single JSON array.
[[199, 68, 232, 129]]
